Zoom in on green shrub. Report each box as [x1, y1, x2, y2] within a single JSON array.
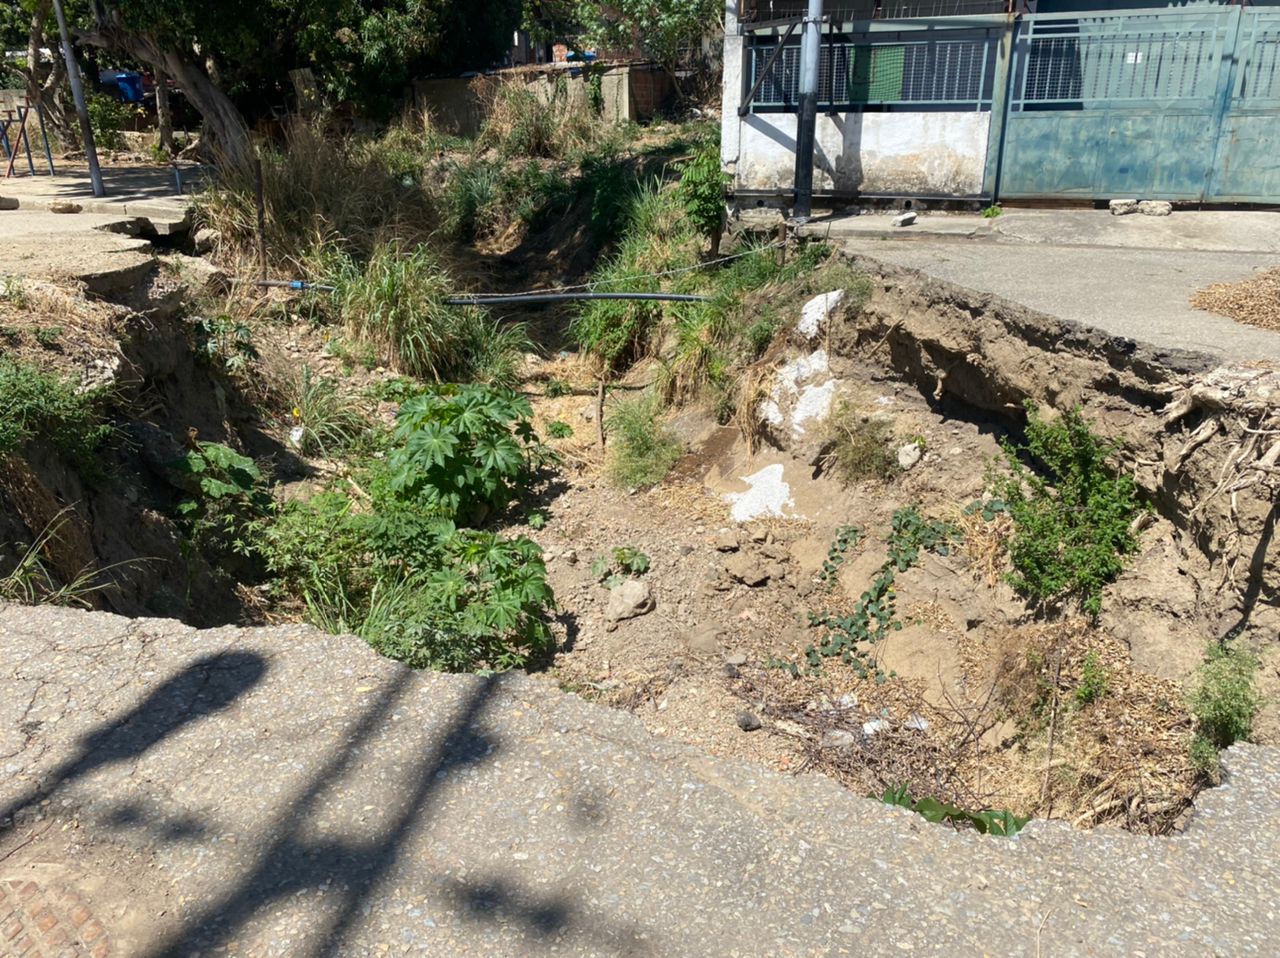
[[677, 139, 728, 255], [195, 315, 258, 375], [442, 160, 502, 241], [822, 402, 897, 484], [87, 93, 132, 151], [0, 358, 111, 468], [385, 384, 543, 524], [1189, 643, 1260, 749], [990, 404, 1144, 616], [327, 241, 531, 385], [258, 388, 557, 672], [605, 391, 682, 490]]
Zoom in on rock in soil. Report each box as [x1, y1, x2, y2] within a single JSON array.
[[736, 710, 763, 732], [685, 625, 723, 654], [820, 730, 859, 750], [897, 442, 923, 470], [714, 529, 741, 552], [606, 579, 655, 623], [725, 651, 748, 666], [724, 553, 770, 587]]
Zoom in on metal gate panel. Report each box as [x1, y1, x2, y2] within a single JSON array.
[[998, 7, 1241, 201], [1208, 10, 1280, 202]]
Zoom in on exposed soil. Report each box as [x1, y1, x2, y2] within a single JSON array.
[[4, 213, 1276, 837]]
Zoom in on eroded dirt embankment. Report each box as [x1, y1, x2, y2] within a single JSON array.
[[840, 254, 1278, 660]]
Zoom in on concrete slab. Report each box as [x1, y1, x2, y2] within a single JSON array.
[[0, 208, 156, 295], [801, 209, 1280, 365], [1, 606, 1278, 956], [0, 164, 199, 234], [850, 241, 1280, 364]]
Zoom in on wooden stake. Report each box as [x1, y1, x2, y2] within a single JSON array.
[[596, 379, 606, 449], [254, 154, 267, 279]]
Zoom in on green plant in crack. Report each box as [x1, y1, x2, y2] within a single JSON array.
[[878, 785, 1028, 837]]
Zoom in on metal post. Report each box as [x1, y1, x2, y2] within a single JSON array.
[[792, 0, 823, 220], [50, 0, 104, 197]]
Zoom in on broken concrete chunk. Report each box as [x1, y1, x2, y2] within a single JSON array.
[[49, 200, 82, 214], [897, 442, 922, 470], [605, 579, 655, 623], [797, 290, 845, 339], [1109, 199, 1139, 215], [1138, 200, 1173, 216], [891, 211, 917, 227]]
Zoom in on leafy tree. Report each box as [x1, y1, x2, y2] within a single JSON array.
[[526, 0, 721, 78], [80, 0, 522, 166], [0, 1, 80, 149]]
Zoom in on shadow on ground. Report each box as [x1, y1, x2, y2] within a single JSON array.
[[2, 650, 648, 955]]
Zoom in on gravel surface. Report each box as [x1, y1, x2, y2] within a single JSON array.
[[1, 605, 1277, 956]]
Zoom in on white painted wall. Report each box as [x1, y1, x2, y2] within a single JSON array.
[[720, 6, 992, 198]]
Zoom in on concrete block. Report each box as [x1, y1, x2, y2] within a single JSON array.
[[1139, 200, 1173, 217], [1109, 199, 1139, 215], [891, 211, 917, 227]]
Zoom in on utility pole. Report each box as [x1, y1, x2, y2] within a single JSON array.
[[50, 0, 105, 197], [792, 0, 823, 220]]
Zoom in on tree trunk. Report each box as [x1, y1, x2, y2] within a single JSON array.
[[80, 20, 251, 170], [19, 3, 80, 151], [155, 69, 173, 155]]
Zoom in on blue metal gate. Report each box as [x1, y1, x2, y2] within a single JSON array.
[[998, 6, 1280, 202]]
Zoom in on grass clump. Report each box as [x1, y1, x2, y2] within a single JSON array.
[[197, 120, 436, 267], [0, 358, 111, 469], [325, 241, 531, 386], [478, 78, 598, 160], [605, 391, 682, 490], [1075, 650, 1109, 706], [822, 401, 897, 484], [990, 404, 1145, 616], [285, 366, 368, 457]]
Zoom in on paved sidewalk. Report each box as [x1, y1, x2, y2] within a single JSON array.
[[2, 605, 1277, 956], [1, 165, 198, 233], [802, 209, 1280, 365]]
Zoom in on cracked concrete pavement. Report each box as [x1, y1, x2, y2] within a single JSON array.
[[1, 604, 1278, 956]]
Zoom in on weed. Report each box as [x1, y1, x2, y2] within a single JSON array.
[[196, 315, 259, 375], [981, 205, 1003, 219], [822, 402, 897, 484], [878, 785, 1028, 837], [172, 442, 272, 559], [385, 384, 543, 524], [544, 378, 572, 398], [605, 391, 682, 490], [819, 524, 863, 588], [528, 511, 547, 530], [1075, 650, 1109, 706], [327, 241, 531, 385], [285, 366, 368, 457], [545, 420, 574, 440], [1189, 643, 1260, 749], [0, 510, 126, 607], [0, 358, 111, 468], [806, 507, 958, 678], [2, 275, 28, 307], [1189, 735, 1221, 778], [990, 404, 1145, 616], [197, 119, 436, 267], [34, 326, 63, 348], [0, 324, 20, 345], [591, 546, 651, 587]]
